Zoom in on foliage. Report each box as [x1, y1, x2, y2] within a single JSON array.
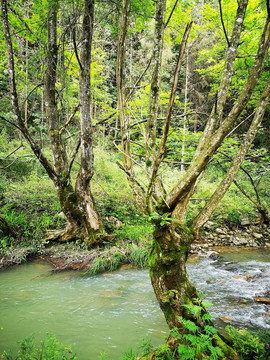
[[226, 326, 267, 360], [168, 302, 225, 360], [2, 334, 77, 360]]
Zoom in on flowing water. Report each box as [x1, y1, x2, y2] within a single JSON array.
[[0, 248, 269, 359]]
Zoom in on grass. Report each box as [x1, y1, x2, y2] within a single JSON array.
[[1, 138, 270, 259]]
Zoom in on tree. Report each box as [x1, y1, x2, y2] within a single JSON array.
[[1, 0, 103, 246], [116, 0, 270, 356]]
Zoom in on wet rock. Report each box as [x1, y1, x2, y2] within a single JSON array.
[[239, 299, 249, 305], [254, 297, 270, 305], [244, 274, 254, 281], [219, 316, 232, 323], [234, 276, 245, 280], [209, 252, 219, 260]]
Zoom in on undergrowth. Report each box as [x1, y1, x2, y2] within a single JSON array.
[[2, 334, 77, 360]]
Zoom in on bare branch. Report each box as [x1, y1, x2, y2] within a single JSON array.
[[165, 0, 179, 28], [72, 27, 83, 72], [116, 161, 146, 194], [126, 56, 152, 102], [218, 0, 230, 46], [0, 154, 34, 169], [8, 4, 33, 34], [146, 22, 193, 206], [59, 103, 80, 135], [1, 144, 23, 159], [0, 115, 23, 132], [23, 83, 44, 105], [68, 138, 81, 175], [113, 140, 147, 172]]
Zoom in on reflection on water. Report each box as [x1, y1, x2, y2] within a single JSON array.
[[0, 248, 269, 359]]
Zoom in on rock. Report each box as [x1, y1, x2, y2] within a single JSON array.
[[265, 242, 270, 248], [209, 252, 219, 260], [253, 232, 263, 239], [57, 212, 66, 219], [219, 316, 232, 323], [244, 274, 254, 281], [253, 297, 270, 305], [107, 216, 122, 229], [215, 228, 226, 235], [239, 215, 250, 226], [238, 238, 248, 245], [239, 299, 249, 305]]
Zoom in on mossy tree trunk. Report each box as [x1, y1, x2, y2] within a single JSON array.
[[1, 0, 103, 246], [45, 0, 103, 246], [116, 0, 270, 356]]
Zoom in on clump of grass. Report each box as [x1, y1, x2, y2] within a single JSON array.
[[127, 243, 149, 268], [86, 249, 126, 275], [85, 242, 149, 276]]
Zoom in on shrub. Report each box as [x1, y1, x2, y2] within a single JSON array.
[[226, 326, 266, 360], [2, 334, 77, 360]]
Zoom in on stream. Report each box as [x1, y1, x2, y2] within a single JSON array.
[[0, 248, 269, 359]]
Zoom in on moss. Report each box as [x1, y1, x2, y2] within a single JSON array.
[[216, 335, 239, 359], [160, 290, 179, 304]]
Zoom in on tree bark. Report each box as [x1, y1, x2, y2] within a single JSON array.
[[75, 0, 103, 245], [117, 0, 132, 170], [2, 0, 103, 246], [149, 222, 239, 358]]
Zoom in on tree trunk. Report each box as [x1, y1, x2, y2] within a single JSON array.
[[75, 0, 104, 245], [149, 221, 239, 359], [2, 0, 103, 246]]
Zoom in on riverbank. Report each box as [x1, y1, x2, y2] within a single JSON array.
[[1, 220, 269, 271]]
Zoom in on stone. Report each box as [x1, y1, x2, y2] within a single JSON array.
[[254, 297, 270, 305], [239, 299, 249, 305], [244, 274, 254, 281], [215, 228, 226, 235], [107, 216, 122, 229], [219, 316, 232, 323], [239, 215, 250, 226], [238, 238, 248, 245], [57, 212, 66, 219], [253, 232, 263, 239]]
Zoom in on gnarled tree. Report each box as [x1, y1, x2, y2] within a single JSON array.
[[1, 0, 103, 246], [116, 0, 270, 356]]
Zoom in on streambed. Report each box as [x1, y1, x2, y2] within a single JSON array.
[[0, 248, 269, 359]]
